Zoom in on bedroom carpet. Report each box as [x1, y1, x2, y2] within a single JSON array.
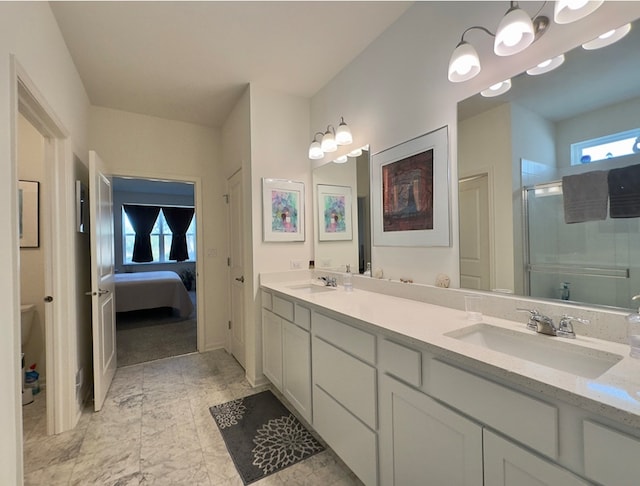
[[210, 390, 325, 485], [116, 291, 197, 367]]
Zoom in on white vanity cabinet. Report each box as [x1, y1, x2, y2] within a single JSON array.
[[378, 337, 588, 486], [261, 293, 312, 423], [379, 374, 483, 486], [312, 311, 378, 486], [484, 430, 589, 486]]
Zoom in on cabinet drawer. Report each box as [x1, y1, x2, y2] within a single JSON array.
[[584, 420, 640, 486], [261, 290, 272, 310], [314, 386, 378, 486], [272, 295, 294, 321], [430, 360, 558, 459], [313, 312, 375, 364], [294, 303, 311, 331], [313, 337, 377, 429], [379, 339, 422, 387]]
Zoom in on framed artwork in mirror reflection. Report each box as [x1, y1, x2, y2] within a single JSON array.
[[262, 178, 305, 242], [372, 126, 450, 247], [317, 184, 353, 241]]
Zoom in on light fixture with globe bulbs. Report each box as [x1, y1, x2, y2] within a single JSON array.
[[448, 2, 549, 83], [308, 117, 353, 160], [448, 0, 606, 86]]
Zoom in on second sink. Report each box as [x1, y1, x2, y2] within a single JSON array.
[[445, 323, 623, 379]]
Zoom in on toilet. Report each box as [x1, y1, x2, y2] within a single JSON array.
[[20, 304, 36, 405]]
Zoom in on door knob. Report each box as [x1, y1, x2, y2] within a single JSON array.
[[43, 296, 53, 303], [235, 276, 245, 283]]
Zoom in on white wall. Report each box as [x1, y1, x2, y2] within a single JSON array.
[[0, 3, 90, 483], [309, 1, 640, 287], [89, 106, 227, 351], [247, 85, 311, 384]]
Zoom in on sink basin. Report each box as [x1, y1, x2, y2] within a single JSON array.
[[445, 323, 623, 379], [286, 283, 337, 293]]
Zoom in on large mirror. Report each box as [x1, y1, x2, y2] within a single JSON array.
[[313, 148, 371, 274], [458, 20, 640, 310]]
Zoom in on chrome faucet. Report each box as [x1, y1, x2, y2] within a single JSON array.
[[556, 315, 590, 339], [517, 309, 589, 338], [318, 276, 337, 287], [518, 309, 557, 336]]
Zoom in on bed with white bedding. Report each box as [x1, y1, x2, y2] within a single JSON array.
[[114, 271, 194, 318]]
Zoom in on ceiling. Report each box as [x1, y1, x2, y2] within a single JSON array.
[[50, 1, 412, 128]]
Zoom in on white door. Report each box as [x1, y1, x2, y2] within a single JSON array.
[[228, 170, 245, 367], [459, 174, 491, 290], [89, 151, 116, 411]]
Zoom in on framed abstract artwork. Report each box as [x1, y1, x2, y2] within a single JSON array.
[[371, 126, 450, 247], [19, 180, 40, 248], [262, 178, 305, 242], [317, 184, 353, 241]]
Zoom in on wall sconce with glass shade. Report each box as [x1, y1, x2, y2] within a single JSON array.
[[554, 0, 603, 24], [582, 23, 632, 50], [308, 117, 353, 160], [526, 54, 565, 75], [480, 79, 512, 97], [448, 2, 549, 83], [448, 0, 603, 84]]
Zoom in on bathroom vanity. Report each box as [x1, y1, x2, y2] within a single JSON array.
[[260, 272, 640, 486]]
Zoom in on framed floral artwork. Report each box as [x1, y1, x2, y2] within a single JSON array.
[[372, 126, 450, 247], [317, 184, 353, 241], [262, 178, 305, 242]]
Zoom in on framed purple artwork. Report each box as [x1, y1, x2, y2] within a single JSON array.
[[372, 126, 450, 247], [262, 178, 305, 242], [317, 184, 353, 241]]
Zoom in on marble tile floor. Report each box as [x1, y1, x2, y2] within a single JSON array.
[[22, 349, 363, 486]]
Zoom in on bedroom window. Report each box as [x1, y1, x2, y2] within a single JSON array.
[[123, 208, 196, 264]]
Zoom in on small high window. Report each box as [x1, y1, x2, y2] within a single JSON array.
[[571, 129, 640, 165]]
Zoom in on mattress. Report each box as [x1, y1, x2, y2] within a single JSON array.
[[115, 270, 194, 318]]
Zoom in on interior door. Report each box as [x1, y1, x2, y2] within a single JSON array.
[[459, 174, 491, 290], [89, 150, 116, 411], [228, 170, 245, 368]]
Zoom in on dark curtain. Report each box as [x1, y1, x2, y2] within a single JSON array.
[[123, 205, 161, 262], [163, 207, 195, 261]]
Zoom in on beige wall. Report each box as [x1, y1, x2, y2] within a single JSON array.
[[89, 106, 227, 351]]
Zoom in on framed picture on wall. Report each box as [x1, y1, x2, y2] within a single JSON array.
[[262, 178, 305, 242], [317, 184, 353, 241], [371, 126, 450, 247], [18, 180, 39, 248]]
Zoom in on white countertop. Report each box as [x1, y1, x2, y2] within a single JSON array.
[[261, 278, 640, 428]]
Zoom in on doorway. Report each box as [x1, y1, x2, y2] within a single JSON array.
[[112, 176, 200, 366], [459, 173, 492, 290], [17, 112, 49, 439]]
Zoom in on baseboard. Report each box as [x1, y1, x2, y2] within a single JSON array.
[[247, 373, 269, 388]]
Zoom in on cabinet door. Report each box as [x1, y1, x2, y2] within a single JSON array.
[[282, 320, 311, 422], [262, 309, 282, 391], [379, 375, 483, 486], [484, 430, 588, 486]]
